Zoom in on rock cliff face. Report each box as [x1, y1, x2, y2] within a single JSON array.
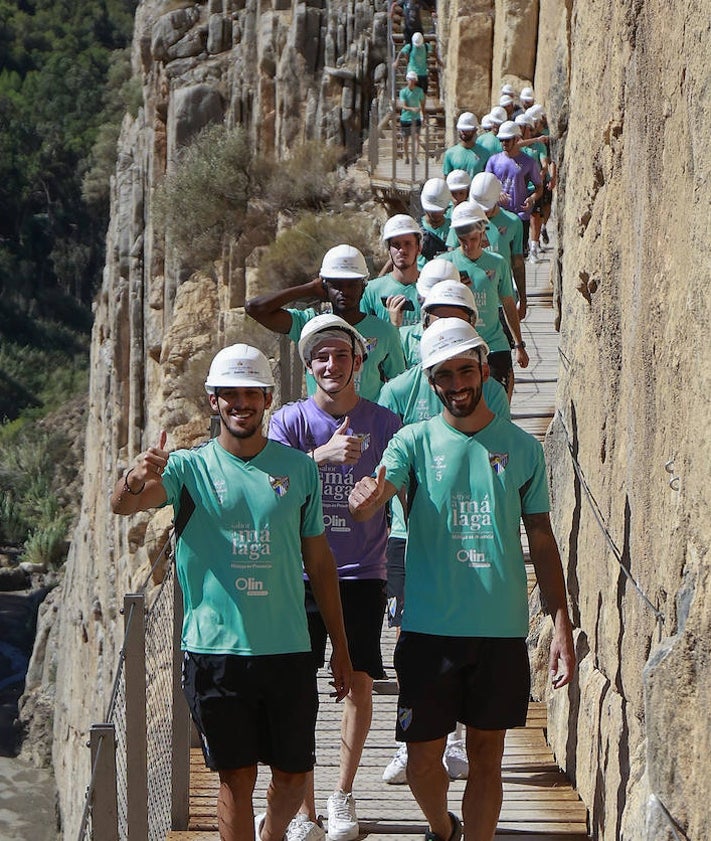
[[22, 0, 710, 838]]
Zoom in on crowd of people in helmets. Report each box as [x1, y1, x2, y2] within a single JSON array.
[[113, 176, 575, 841]]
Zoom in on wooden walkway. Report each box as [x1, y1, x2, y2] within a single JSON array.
[[167, 240, 590, 840]]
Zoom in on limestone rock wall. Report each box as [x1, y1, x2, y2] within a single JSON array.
[[538, 1, 711, 838]]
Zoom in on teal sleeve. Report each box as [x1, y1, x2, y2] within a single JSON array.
[[483, 379, 511, 420], [379, 429, 413, 492], [286, 307, 317, 343], [521, 442, 551, 515], [301, 457, 326, 537]]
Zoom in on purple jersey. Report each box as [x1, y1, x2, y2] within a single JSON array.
[[485, 152, 541, 221], [269, 398, 401, 580]]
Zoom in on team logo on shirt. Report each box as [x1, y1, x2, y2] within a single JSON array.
[[398, 706, 413, 731], [354, 432, 371, 453], [484, 269, 496, 282], [365, 337, 378, 353], [268, 475, 290, 497], [431, 454, 446, 481], [488, 452, 509, 474]]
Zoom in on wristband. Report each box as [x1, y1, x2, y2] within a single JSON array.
[[514, 341, 526, 349], [123, 467, 145, 495]]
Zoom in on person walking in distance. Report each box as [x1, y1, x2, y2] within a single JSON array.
[[111, 344, 352, 841], [269, 315, 401, 841], [348, 318, 576, 841]]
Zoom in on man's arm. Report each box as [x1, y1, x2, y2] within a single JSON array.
[[245, 277, 326, 334], [111, 431, 170, 515], [500, 295, 529, 369], [522, 512, 576, 689], [301, 533, 352, 701], [348, 466, 398, 521]]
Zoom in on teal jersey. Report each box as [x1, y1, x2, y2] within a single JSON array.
[[522, 140, 548, 167], [442, 143, 490, 177], [401, 42, 431, 76], [378, 363, 511, 538], [476, 132, 502, 156], [490, 207, 524, 261], [162, 439, 323, 656], [421, 215, 451, 243], [287, 308, 405, 400], [440, 249, 514, 352], [379, 414, 550, 636], [360, 274, 421, 327], [399, 322, 424, 368], [399, 85, 425, 124]]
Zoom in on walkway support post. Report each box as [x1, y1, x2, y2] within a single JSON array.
[[124, 593, 149, 841], [90, 724, 119, 841]]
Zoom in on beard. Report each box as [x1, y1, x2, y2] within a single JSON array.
[[437, 383, 484, 417], [219, 405, 264, 439]]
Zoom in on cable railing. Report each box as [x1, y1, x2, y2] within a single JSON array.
[[76, 533, 190, 841]]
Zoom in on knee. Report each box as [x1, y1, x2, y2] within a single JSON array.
[[270, 768, 308, 798], [347, 671, 373, 706]]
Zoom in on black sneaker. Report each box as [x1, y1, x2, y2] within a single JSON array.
[[541, 226, 549, 245], [424, 812, 462, 841]]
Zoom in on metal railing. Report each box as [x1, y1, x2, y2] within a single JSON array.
[[76, 536, 191, 841]]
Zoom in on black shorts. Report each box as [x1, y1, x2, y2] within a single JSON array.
[[393, 633, 530, 741], [182, 651, 318, 772], [400, 118, 422, 137], [533, 186, 553, 215], [386, 537, 406, 628], [487, 349, 513, 392], [305, 578, 387, 678]]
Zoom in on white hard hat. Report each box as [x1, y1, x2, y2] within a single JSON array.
[[489, 106, 507, 125], [405, 70, 418, 82], [526, 103, 546, 121], [500, 83, 516, 96], [412, 32, 424, 47], [480, 113, 494, 130], [382, 214, 421, 242], [415, 259, 461, 298], [497, 120, 521, 140], [297, 314, 368, 366], [515, 113, 535, 129], [451, 200, 488, 231], [456, 111, 478, 132], [422, 279, 478, 317], [205, 344, 275, 392], [320, 244, 368, 279], [446, 169, 472, 192], [520, 86, 535, 103], [420, 177, 451, 212], [469, 172, 502, 210], [420, 318, 489, 372], [499, 95, 514, 107]]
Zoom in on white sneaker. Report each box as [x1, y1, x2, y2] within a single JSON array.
[[527, 248, 539, 265], [382, 743, 408, 784], [443, 739, 469, 779], [326, 790, 359, 841], [287, 813, 326, 841], [255, 813, 267, 841]]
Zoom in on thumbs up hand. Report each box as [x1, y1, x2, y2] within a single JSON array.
[[347, 466, 388, 519], [312, 417, 364, 465]]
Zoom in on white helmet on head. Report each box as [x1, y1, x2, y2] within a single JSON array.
[[320, 244, 368, 280], [456, 111, 478, 132], [415, 259, 460, 298], [469, 172, 503, 210], [489, 106, 507, 125], [420, 178, 451, 213], [480, 113, 494, 130], [451, 200, 488, 231], [205, 344, 274, 393], [515, 113, 535, 130], [501, 83, 516, 97], [420, 318, 489, 373], [405, 70, 418, 82], [297, 313, 368, 367], [497, 120, 522, 140], [499, 94, 514, 108], [382, 214, 421, 243], [526, 103, 546, 121], [422, 280, 478, 319], [412, 31, 424, 47], [520, 86, 535, 104], [446, 169, 472, 193]]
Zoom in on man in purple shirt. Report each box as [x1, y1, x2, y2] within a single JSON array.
[[485, 120, 543, 257], [269, 314, 401, 841]]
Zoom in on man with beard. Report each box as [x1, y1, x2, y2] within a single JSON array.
[[111, 343, 352, 841], [269, 314, 401, 841], [246, 244, 404, 401], [347, 318, 576, 841]]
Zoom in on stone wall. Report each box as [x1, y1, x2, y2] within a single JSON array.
[[20, 0, 711, 838]]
